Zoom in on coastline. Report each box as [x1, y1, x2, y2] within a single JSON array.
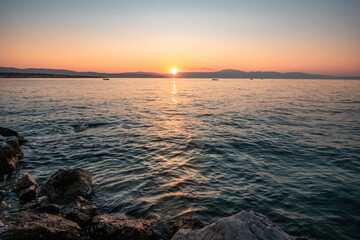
[[0, 127, 293, 240]]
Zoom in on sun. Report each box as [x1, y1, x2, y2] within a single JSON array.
[[171, 68, 178, 75]]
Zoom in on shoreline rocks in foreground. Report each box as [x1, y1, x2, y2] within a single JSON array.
[[0, 127, 294, 240], [0, 127, 29, 179], [0, 136, 24, 179], [172, 211, 293, 240]]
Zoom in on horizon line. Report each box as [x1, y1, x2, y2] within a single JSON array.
[[2, 66, 360, 78]]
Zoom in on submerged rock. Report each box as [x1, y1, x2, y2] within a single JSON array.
[[40, 168, 92, 203], [74, 125, 89, 133], [0, 136, 23, 178], [90, 214, 155, 240], [0, 127, 28, 145], [11, 173, 38, 202], [170, 217, 205, 235], [0, 209, 81, 240], [172, 211, 293, 240]]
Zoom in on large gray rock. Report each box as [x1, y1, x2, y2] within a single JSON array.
[[0, 209, 81, 240], [90, 214, 155, 240], [0, 136, 23, 178], [40, 168, 92, 204], [0, 127, 28, 145], [172, 211, 293, 240], [11, 173, 38, 202]]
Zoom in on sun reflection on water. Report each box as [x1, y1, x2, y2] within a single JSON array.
[[172, 78, 178, 104]]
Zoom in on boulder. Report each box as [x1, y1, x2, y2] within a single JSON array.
[[40, 168, 92, 204], [60, 196, 97, 227], [11, 173, 38, 202], [21, 196, 96, 227], [0, 127, 28, 145], [90, 214, 155, 240], [172, 211, 293, 240], [170, 217, 205, 235], [0, 136, 23, 178], [0, 209, 81, 240]]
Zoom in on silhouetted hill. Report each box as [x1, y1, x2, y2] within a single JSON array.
[[0, 67, 168, 78], [0, 67, 359, 79], [0, 72, 97, 78], [177, 69, 359, 79]]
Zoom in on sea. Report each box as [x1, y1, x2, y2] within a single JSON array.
[[0, 78, 359, 239]]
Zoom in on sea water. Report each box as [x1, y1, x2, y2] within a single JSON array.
[[1, 78, 359, 239]]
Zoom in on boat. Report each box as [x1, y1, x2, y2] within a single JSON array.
[[212, 78, 219, 81], [103, 78, 110, 80]]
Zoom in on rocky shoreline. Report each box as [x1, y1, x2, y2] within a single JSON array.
[[0, 127, 293, 240]]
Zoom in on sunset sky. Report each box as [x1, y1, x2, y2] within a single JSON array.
[[0, 0, 359, 76]]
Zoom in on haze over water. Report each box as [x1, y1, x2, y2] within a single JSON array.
[[1, 78, 359, 240]]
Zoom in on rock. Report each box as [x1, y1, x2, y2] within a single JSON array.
[[0, 209, 81, 240], [40, 168, 92, 204], [60, 196, 97, 227], [0, 201, 8, 213], [0, 136, 23, 178], [17, 185, 37, 202], [90, 214, 155, 240], [21, 196, 50, 210], [170, 217, 205, 235], [11, 173, 38, 192], [0, 127, 28, 145], [171, 211, 293, 240], [33, 204, 61, 215], [74, 125, 89, 133], [0, 189, 5, 197], [11, 173, 38, 202]]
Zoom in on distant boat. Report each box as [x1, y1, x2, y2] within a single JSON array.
[[103, 78, 110, 80], [212, 78, 219, 81]]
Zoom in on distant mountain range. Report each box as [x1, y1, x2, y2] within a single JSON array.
[[0, 67, 359, 79]]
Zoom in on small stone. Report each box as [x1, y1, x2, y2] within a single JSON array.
[[0, 201, 8, 213], [11, 173, 38, 192], [11, 173, 38, 203]]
